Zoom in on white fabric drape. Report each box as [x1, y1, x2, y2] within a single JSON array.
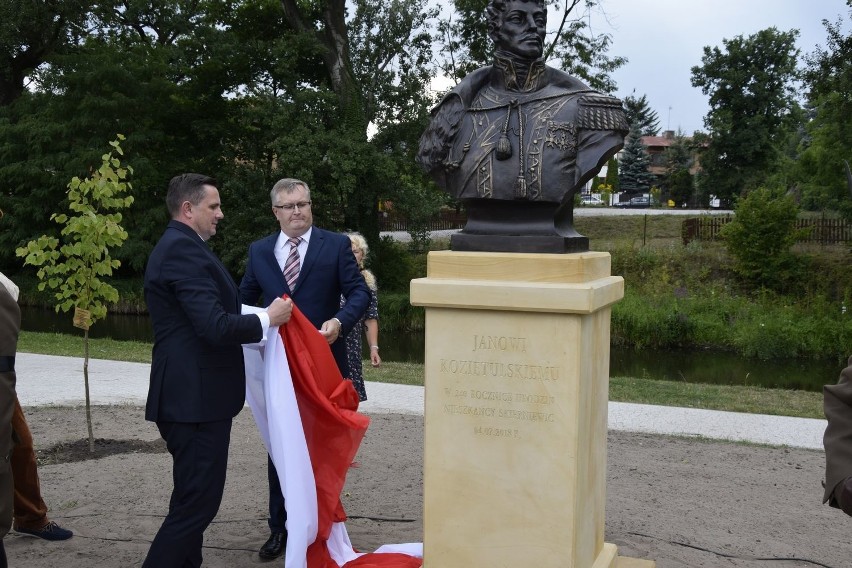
[[242, 306, 422, 567]]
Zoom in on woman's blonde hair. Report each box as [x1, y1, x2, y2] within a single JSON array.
[[347, 232, 376, 290]]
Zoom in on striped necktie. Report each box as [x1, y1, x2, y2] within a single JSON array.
[[283, 236, 301, 290]]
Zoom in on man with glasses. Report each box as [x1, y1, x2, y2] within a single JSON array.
[[240, 177, 369, 561]]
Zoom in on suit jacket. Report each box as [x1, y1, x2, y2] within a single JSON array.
[[239, 227, 370, 378], [0, 282, 20, 539], [144, 220, 262, 423], [823, 355, 852, 505]]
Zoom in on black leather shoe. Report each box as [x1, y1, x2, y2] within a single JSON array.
[[259, 531, 286, 560]]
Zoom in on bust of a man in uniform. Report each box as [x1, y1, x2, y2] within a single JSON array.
[[417, 0, 628, 253]]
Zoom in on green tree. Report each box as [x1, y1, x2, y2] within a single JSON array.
[[603, 156, 620, 194], [691, 27, 802, 206], [662, 130, 695, 205], [0, 0, 448, 277], [623, 91, 660, 136], [278, 0, 444, 249], [794, 3, 852, 218], [618, 123, 654, 196], [0, 0, 90, 106], [719, 187, 806, 291], [0, 1, 232, 273], [667, 168, 693, 207], [15, 136, 133, 452], [437, 0, 626, 92]]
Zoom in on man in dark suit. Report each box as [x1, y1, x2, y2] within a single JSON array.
[[0, 273, 20, 568], [240, 177, 370, 560], [143, 173, 293, 568]]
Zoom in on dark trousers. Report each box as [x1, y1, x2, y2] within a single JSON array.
[[267, 455, 287, 532], [11, 398, 48, 530], [142, 419, 232, 568], [0, 371, 16, 543]]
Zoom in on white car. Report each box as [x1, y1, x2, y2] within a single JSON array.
[[580, 195, 604, 205]]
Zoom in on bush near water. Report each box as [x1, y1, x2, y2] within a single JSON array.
[[373, 207, 851, 364]]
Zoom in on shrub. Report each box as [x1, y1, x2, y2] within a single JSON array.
[[372, 236, 416, 293], [611, 293, 695, 349], [377, 292, 425, 332], [720, 188, 807, 290]]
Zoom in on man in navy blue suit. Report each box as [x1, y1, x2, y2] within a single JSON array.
[[240, 177, 370, 560], [142, 173, 293, 568]]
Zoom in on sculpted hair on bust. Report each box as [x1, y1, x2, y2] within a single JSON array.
[[166, 173, 217, 218], [486, 0, 547, 38], [270, 178, 311, 203]]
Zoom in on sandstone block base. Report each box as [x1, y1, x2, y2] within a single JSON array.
[[411, 251, 654, 568]]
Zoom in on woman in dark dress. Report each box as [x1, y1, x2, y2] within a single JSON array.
[[341, 233, 380, 401]]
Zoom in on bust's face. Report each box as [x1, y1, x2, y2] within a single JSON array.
[[493, 1, 546, 60]]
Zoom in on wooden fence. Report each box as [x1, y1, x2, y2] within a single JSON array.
[[378, 209, 467, 232], [682, 216, 852, 245]]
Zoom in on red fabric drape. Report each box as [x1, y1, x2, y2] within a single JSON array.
[[279, 302, 421, 568]]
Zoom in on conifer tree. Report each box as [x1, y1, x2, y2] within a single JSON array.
[[618, 123, 655, 196], [623, 92, 661, 136]]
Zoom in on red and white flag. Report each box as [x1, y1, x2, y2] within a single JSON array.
[[244, 303, 422, 568]]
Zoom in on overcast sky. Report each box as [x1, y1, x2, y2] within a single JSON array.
[[594, 0, 850, 134], [430, 1, 849, 135]]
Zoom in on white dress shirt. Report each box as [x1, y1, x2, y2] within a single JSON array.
[[274, 227, 312, 272]]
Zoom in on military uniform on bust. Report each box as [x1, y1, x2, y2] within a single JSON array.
[[425, 55, 627, 203], [417, 0, 628, 253]]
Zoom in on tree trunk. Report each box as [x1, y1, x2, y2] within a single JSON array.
[[279, 0, 377, 233], [83, 329, 94, 452], [279, 0, 368, 134]]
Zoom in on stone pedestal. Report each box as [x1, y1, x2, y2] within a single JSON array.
[[410, 251, 654, 568]]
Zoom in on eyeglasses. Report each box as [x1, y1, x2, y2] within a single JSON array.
[[273, 201, 311, 211]]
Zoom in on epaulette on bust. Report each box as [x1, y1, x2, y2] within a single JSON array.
[[578, 94, 629, 133]]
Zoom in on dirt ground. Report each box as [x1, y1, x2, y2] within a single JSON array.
[[3, 404, 847, 568]]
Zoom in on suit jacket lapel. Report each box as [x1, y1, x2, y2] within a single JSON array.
[[295, 228, 325, 293], [256, 233, 288, 291]]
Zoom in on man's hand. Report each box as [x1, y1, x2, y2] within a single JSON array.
[[319, 317, 342, 344], [266, 297, 293, 327]]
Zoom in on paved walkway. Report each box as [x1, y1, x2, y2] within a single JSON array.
[[15, 352, 827, 450]]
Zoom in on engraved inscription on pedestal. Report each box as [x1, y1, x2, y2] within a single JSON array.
[[441, 334, 560, 441], [440, 333, 560, 440]]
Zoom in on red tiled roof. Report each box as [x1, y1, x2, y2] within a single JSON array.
[[641, 136, 675, 148]]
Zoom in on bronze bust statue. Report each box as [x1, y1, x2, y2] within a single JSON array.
[[417, 0, 628, 253]]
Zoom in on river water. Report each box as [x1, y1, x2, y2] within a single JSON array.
[[20, 306, 844, 393]]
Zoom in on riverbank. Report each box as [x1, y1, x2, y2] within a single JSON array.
[[9, 212, 851, 362]]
